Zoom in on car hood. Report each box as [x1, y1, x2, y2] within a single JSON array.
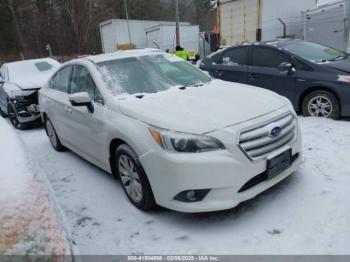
[[3, 82, 38, 98], [11, 75, 51, 90], [118, 80, 289, 134], [323, 58, 350, 74], [14, 78, 44, 90]]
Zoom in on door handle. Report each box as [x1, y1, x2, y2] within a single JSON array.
[[216, 70, 224, 77], [248, 73, 256, 80]]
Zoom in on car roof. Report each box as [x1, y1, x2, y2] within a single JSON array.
[[4, 57, 59, 67], [220, 39, 305, 50], [80, 48, 165, 64]]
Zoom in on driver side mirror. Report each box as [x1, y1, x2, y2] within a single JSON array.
[[278, 62, 295, 74], [69, 92, 94, 113]]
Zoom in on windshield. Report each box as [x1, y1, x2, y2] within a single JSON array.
[[284, 41, 349, 63], [97, 54, 211, 95]]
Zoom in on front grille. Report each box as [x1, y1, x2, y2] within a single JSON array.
[[239, 114, 297, 160]]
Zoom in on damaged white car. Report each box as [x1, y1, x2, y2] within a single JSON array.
[[39, 49, 302, 213], [0, 58, 60, 129]]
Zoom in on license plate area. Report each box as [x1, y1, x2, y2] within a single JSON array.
[[267, 149, 292, 179]]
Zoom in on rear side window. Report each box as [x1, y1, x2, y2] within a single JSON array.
[[35, 62, 53, 72], [252, 46, 291, 68], [49, 66, 72, 93], [216, 47, 248, 66]]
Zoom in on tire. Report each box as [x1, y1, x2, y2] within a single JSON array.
[[7, 103, 26, 130], [302, 90, 340, 119], [0, 106, 7, 118], [115, 144, 156, 211], [45, 118, 67, 152]]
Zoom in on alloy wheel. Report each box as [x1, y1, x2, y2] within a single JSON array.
[[307, 96, 333, 117], [8, 106, 21, 129], [118, 154, 143, 203], [46, 120, 58, 148]]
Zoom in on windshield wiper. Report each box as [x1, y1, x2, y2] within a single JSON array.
[[185, 83, 204, 87], [328, 56, 346, 62]]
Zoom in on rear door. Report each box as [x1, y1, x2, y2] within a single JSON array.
[[208, 46, 249, 84], [42, 66, 73, 141], [248, 46, 296, 101]]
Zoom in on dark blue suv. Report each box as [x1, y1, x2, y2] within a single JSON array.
[[200, 40, 350, 119]]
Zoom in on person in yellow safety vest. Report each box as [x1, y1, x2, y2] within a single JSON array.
[[175, 45, 188, 60]]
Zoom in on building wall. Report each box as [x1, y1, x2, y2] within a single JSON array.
[[261, 0, 316, 40], [219, 0, 316, 46]]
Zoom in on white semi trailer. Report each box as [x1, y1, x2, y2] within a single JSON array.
[[99, 19, 198, 53], [303, 0, 350, 51], [145, 24, 200, 53]]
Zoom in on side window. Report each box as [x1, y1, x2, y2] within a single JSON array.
[[293, 58, 313, 71], [50, 66, 72, 93], [94, 87, 104, 104], [70, 65, 103, 104], [216, 47, 248, 66], [252, 47, 291, 68]]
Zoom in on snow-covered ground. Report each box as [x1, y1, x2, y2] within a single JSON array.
[[1, 116, 350, 255], [0, 119, 72, 255]]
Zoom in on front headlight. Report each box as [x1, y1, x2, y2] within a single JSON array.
[[149, 127, 225, 153], [337, 75, 350, 83]]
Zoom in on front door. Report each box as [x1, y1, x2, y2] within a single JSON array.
[[65, 65, 107, 166], [247, 46, 296, 102]]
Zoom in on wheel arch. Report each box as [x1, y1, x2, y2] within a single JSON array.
[[298, 86, 341, 113], [41, 111, 48, 122], [109, 138, 129, 178]]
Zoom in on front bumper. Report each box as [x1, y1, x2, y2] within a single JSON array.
[[140, 108, 302, 213], [11, 100, 41, 124]]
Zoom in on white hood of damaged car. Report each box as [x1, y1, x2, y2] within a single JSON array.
[[119, 80, 289, 134], [12, 74, 52, 90]]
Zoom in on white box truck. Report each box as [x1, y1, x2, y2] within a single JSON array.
[[303, 0, 350, 51], [99, 19, 192, 53], [145, 24, 200, 53]]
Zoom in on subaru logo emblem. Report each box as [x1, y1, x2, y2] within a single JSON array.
[[270, 126, 282, 138]]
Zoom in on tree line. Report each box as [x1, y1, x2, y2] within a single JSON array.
[[0, 0, 215, 62]]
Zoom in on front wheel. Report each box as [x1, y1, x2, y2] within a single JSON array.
[[7, 103, 25, 130], [302, 90, 340, 119], [115, 144, 156, 211], [45, 118, 66, 152]]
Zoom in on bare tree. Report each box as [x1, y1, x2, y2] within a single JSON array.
[[4, 0, 26, 52]]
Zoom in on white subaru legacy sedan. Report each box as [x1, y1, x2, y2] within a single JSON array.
[[39, 49, 302, 213]]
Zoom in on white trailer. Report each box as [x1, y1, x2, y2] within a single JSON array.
[[99, 19, 191, 53], [218, 0, 316, 46], [303, 0, 350, 51], [145, 24, 200, 53]]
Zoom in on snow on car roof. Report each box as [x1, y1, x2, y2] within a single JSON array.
[[84, 48, 165, 64], [5, 57, 59, 67]]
